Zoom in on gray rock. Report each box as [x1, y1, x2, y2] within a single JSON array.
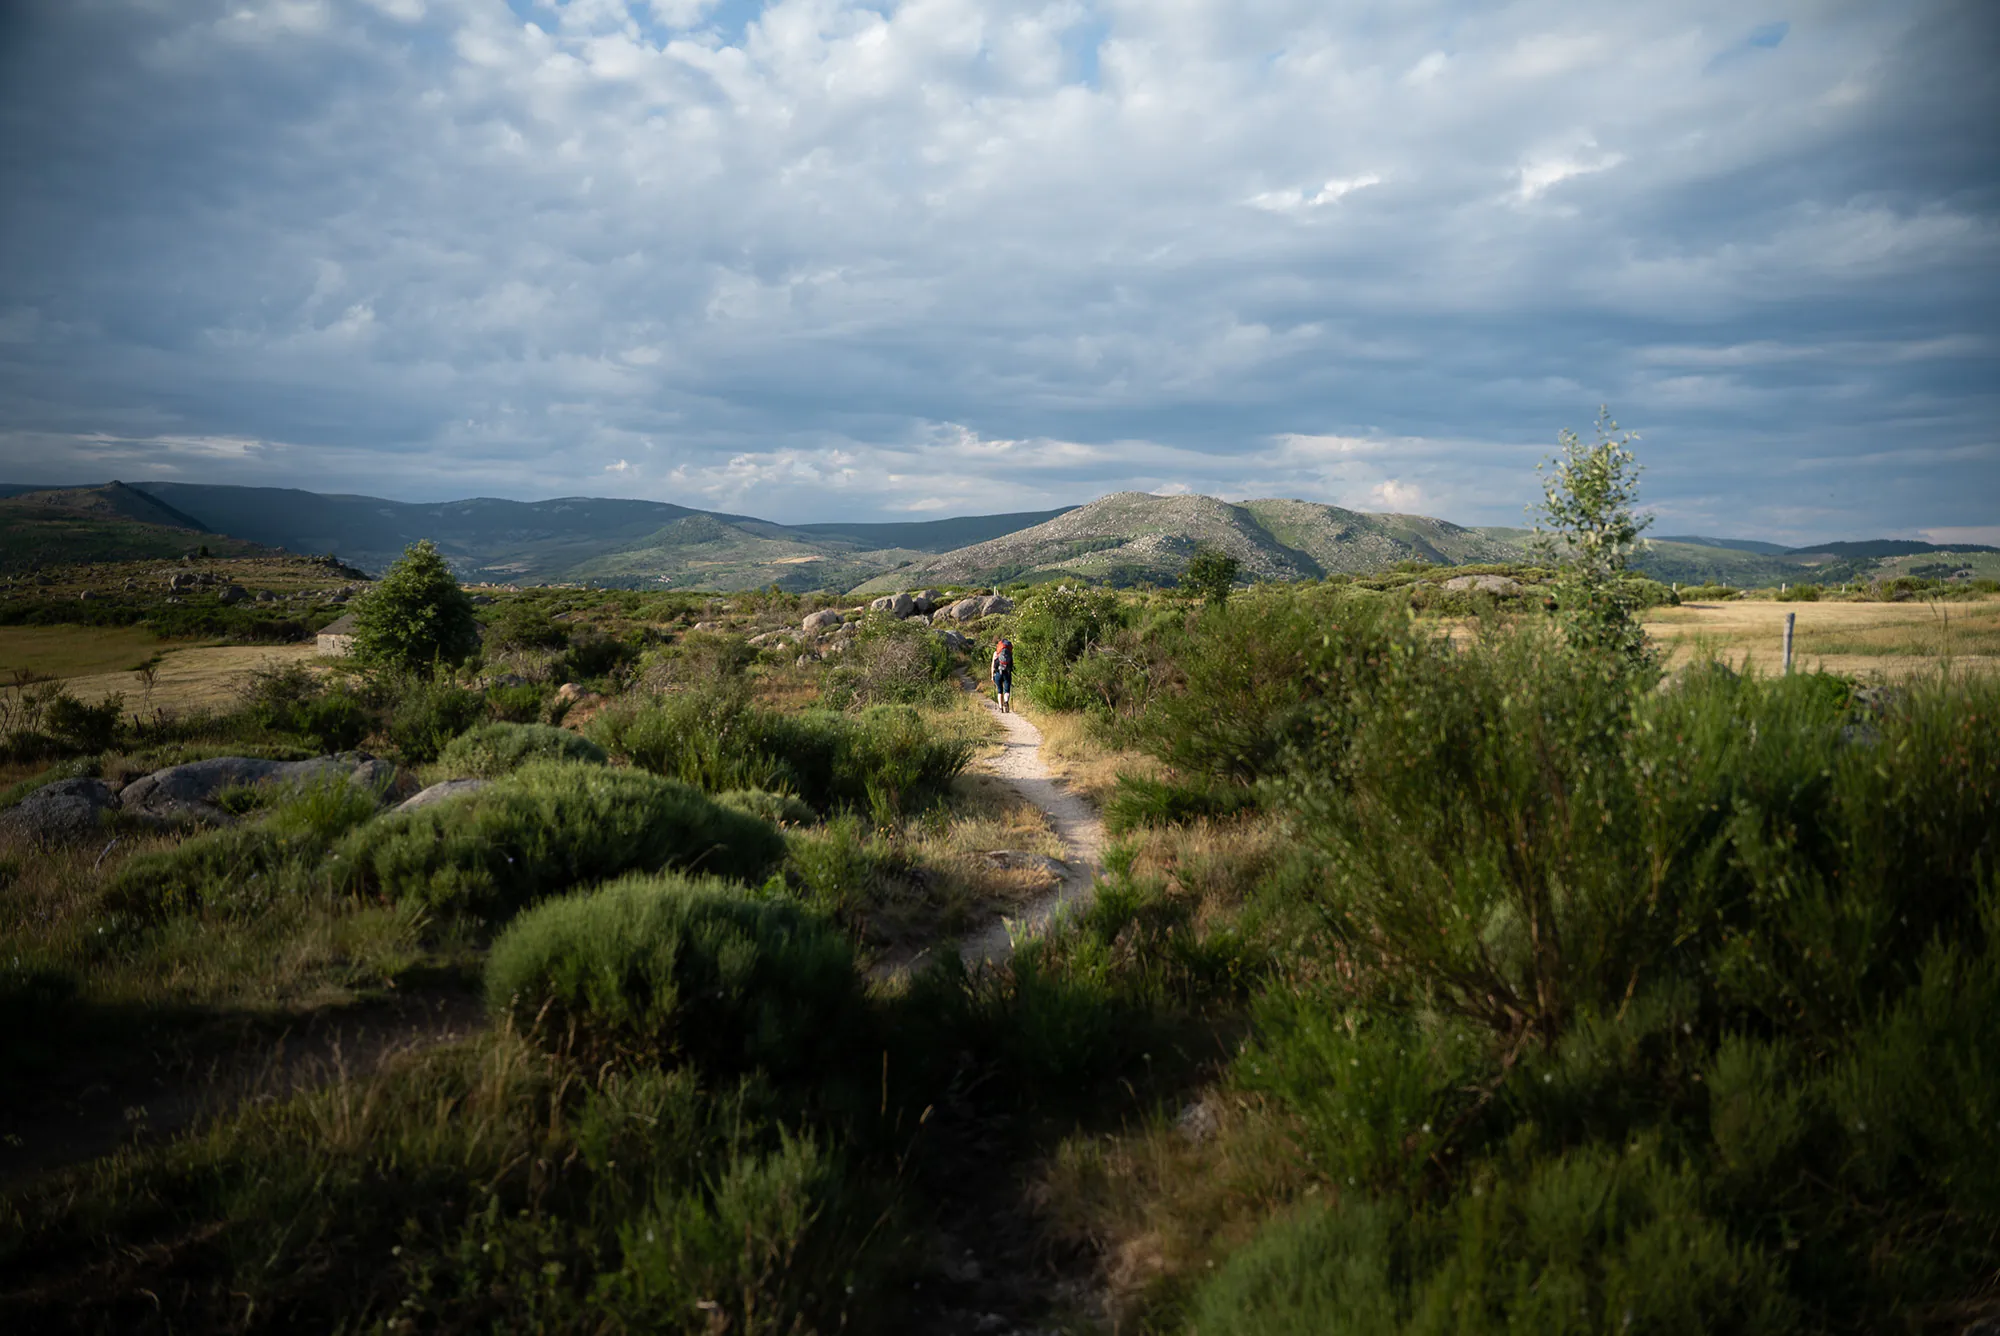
[[869, 592, 916, 619], [802, 609, 844, 633], [118, 753, 415, 826], [1176, 1097, 1220, 1145], [940, 629, 972, 653], [979, 594, 1015, 616], [217, 585, 249, 605], [942, 596, 986, 623], [911, 590, 941, 615], [1442, 574, 1521, 595], [393, 778, 491, 813], [0, 778, 117, 844]]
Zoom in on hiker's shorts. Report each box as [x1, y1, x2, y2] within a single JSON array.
[[994, 669, 1012, 694]]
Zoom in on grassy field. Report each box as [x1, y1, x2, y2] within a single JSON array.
[[1644, 595, 2000, 676], [0, 624, 183, 680]]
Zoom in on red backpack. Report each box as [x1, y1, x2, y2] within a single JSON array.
[[995, 639, 1013, 670]]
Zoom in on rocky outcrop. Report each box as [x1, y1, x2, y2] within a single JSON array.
[[0, 778, 119, 844], [1442, 574, 1522, 595], [393, 778, 491, 813], [869, 593, 916, 618], [802, 609, 844, 633], [117, 754, 416, 827]]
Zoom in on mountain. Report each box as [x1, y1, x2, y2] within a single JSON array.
[[849, 492, 1523, 593], [0, 482, 271, 566], [1654, 534, 1791, 555], [120, 482, 1071, 589]]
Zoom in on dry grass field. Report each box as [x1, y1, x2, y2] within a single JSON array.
[[1644, 595, 2000, 678], [1, 632, 323, 716], [0, 624, 183, 680]]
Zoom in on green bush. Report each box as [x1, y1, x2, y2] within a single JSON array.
[[104, 778, 387, 920], [435, 722, 606, 777], [483, 681, 547, 723], [1237, 625, 2000, 1328], [240, 664, 370, 751], [384, 674, 484, 763], [590, 686, 971, 819], [333, 761, 786, 921], [1102, 772, 1258, 833], [715, 788, 817, 827], [1678, 583, 1739, 602], [41, 691, 123, 754], [1776, 582, 1822, 602], [485, 872, 860, 1074]]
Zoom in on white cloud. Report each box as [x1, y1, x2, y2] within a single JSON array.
[[1919, 527, 2000, 548], [0, 0, 1991, 539]]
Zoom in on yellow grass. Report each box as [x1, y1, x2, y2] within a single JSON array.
[[0, 625, 179, 680], [1644, 597, 2000, 678], [1010, 700, 1161, 808], [19, 643, 324, 716]]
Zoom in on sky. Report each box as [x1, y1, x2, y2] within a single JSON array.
[[0, 0, 1995, 542]]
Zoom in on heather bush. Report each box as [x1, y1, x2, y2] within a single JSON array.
[[333, 761, 786, 921]]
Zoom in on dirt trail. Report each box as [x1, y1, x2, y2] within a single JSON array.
[[958, 693, 1106, 966]]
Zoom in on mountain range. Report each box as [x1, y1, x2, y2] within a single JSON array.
[[1, 480, 1991, 593]]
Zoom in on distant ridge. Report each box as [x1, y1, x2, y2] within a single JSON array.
[[850, 491, 1522, 593]]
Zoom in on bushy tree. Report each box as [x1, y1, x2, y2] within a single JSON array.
[[1531, 406, 1654, 669], [351, 539, 480, 673], [1179, 545, 1241, 609]]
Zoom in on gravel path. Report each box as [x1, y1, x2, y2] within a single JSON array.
[[958, 694, 1106, 966]]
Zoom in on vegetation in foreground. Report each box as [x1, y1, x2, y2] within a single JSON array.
[[2, 418, 1997, 1334]]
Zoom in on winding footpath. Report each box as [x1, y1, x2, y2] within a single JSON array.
[[958, 693, 1107, 966]]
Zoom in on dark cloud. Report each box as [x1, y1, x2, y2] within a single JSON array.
[[0, 0, 1994, 540]]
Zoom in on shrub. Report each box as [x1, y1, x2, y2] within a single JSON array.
[[435, 722, 606, 777], [821, 619, 952, 709], [1103, 773, 1258, 833], [1179, 545, 1241, 609], [384, 674, 484, 763], [41, 691, 123, 754], [351, 539, 480, 672], [483, 681, 547, 723], [1776, 582, 1822, 602], [485, 872, 860, 1074], [715, 789, 817, 827], [104, 778, 387, 920], [333, 761, 786, 921], [591, 687, 971, 819]]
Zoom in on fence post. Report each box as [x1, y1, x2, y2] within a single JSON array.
[[1783, 611, 1795, 676]]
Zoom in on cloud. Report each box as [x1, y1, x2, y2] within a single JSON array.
[[0, 0, 1993, 546], [1918, 526, 2000, 548]]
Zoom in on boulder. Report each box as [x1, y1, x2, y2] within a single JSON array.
[[940, 629, 973, 653], [942, 597, 986, 623], [117, 753, 416, 826], [691, 621, 723, 632], [553, 682, 590, 704], [911, 590, 942, 615], [1441, 574, 1521, 596], [255, 589, 277, 602], [869, 593, 916, 619], [0, 778, 118, 844], [217, 585, 249, 605], [979, 594, 1015, 616], [802, 609, 844, 634], [393, 778, 491, 814]]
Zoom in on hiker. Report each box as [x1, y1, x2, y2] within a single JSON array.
[[990, 636, 1014, 713]]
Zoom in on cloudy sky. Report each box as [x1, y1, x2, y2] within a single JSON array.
[[1, 0, 1994, 540]]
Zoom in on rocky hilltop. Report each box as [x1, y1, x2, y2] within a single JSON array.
[[849, 492, 1522, 593]]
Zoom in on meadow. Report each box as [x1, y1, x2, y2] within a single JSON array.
[[0, 548, 1995, 1333]]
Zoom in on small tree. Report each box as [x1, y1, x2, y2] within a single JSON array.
[[352, 539, 480, 674], [1180, 545, 1241, 609], [1530, 406, 1654, 669]]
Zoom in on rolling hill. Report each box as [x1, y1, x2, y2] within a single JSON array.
[[0, 482, 270, 566], [850, 492, 1523, 593]]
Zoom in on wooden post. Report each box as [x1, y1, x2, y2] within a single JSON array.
[[1783, 611, 1795, 676]]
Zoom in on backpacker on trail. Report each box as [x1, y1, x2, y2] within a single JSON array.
[[991, 637, 1014, 713]]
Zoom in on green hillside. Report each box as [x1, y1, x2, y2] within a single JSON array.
[[0, 483, 268, 567], [850, 492, 1523, 593]]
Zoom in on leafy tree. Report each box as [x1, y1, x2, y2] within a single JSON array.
[[352, 539, 479, 673], [1180, 545, 1241, 609], [1531, 406, 1654, 669]]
